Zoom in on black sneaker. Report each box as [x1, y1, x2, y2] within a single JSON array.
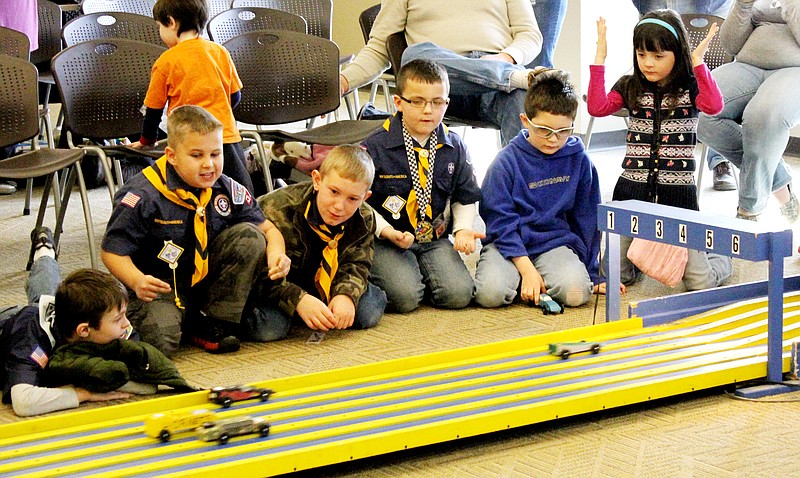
[[191, 322, 241, 354], [30, 226, 55, 256]]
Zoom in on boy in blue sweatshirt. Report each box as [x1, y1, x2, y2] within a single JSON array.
[[474, 69, 606, 309]]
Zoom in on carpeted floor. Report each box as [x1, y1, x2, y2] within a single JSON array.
[[1, 122, 800, 476]]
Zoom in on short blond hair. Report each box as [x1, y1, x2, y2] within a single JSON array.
[[318, 144, 375, 187], [167, 105, 223, 149]]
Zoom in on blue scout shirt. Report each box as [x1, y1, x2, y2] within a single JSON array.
[[363, 114, 481, 237], [102, 162, 264, 291], [0, 299, 55, 403]]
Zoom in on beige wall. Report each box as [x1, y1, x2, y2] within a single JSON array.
[[332, 0, 379, 58]]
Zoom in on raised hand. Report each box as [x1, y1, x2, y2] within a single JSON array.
[[691, 22, 719, 66], [595, 17, 608, 65]]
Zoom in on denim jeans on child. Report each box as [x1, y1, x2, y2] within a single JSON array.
[[401, 42, 527, 146], [370, 237, 475, 313], [697, 62, 800, 214], [474, 243, 593, 308], [240, 282, 387, 342]]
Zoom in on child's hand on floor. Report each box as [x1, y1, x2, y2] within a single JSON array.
[[296, 294, 336, 331], [453, 229, 485, 255], [593, 282, 627, 295], [329, 295, 356, 329]]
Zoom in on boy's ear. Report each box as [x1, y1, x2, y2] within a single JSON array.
[[393, 94, 404, 112], [311, 169, 322, 191], [75, 322, 91, 339], [363, 190, 372, 201], [165, 145, 176, 165]]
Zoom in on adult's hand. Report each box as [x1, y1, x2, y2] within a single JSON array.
[[480, 52, 515, 64]]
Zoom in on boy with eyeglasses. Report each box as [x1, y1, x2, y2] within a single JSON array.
[[362, 59, 483, 313], [474, 69, 607, 309]]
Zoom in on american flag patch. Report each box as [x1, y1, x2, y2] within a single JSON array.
[[121, 192, 141, 208], [30, 346, 48, 368]]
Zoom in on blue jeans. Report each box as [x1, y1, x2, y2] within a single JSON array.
[[602, 236, 732, 291], [26, 256, 60, 305], [371, 237, 474, 313], [474, 243, 593, 308], [631, 0, 733, 16], [697, 62, 800, 214], [527, 0, 568, 69], [240, 282, 387, 342], [402, 42, 526, 146]]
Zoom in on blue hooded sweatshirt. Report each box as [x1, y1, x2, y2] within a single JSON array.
[[480, 130, 601, 284]]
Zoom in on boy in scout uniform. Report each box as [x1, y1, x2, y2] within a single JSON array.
[[363, 60, 483, 313], [102, 105, 290, 356]]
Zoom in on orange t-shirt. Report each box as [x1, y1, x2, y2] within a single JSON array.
[[144, 38, 243, 143]]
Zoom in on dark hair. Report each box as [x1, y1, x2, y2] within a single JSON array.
[[524, 69, 578, 120], [55, 269, 128, 338], [153, 0, 208, 35], [396, 59, 449, 96], [623, 9, 693, 110]]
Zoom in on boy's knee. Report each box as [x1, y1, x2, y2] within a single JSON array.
[[474, 283, 516, 308], [241, 306, 291, 342], [683, 253, 732, 291], [548, 280, 592, 308], [386, 288, 424, 313], [353, 285, 386, 329], [430, 279, 474, 309], [213, 222, 266, 261]]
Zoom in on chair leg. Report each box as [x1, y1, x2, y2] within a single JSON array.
[[585, 116, 595, 150], [380, 80, 393, 112], [71, 161, 98, 269], [24, 179, 33, 216], [28, 173, 54, 270], [696, 143, 708, 204]]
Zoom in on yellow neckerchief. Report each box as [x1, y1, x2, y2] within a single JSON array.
[[143, 156, 213, 286], [304, 200, 345, 303]]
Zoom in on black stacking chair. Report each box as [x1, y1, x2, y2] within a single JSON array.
[[224, 30, 384, 190], [51, 38, 167, 198], [0, 55, 94, 269], [80, 0, 156, 16], [207, 6, 307, 44], [63, 11, 164, 47]]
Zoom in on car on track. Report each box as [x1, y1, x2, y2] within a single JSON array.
[[145, 409, 215, 443], [196, 416, 270, 444], [208, 385, 273, 408], [549, 341, 601, 360]]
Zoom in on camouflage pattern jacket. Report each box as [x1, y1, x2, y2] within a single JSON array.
[[257, 182, 376, 316]]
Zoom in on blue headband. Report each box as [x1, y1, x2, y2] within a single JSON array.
[[636, 18, 679, 40]]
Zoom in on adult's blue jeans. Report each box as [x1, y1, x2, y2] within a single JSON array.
[[697, 62, 800, 214], [631, 0, 733, 16], [402, 42, 527, 146], [527, 0, 568, 69]]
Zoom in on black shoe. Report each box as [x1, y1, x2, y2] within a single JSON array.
[[30, 226, 55, 254], [357, 101, 391, 121], [191, 322, 241, 354], [712, 161, 736, 191]]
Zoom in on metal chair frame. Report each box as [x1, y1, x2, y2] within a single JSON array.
[[359, 4, 394, 112]]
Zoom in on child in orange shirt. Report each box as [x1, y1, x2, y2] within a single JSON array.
[[131, 0, 253, 193]]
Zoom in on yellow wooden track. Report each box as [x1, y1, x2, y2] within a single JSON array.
[[2, 294, 799, 477]]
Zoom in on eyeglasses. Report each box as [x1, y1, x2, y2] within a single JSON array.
[[398, 95, 450, 109], [527, 121, 574, 140]]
